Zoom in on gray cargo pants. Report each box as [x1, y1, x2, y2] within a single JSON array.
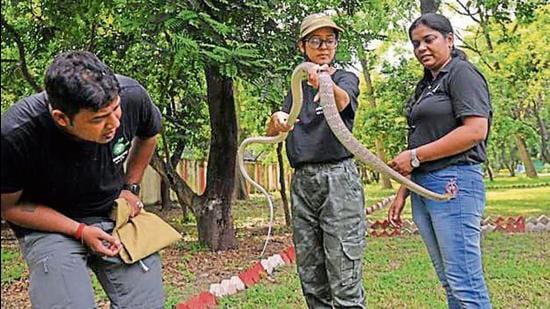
[[18, 220, 164, 309], [291, 158, 366, 309]]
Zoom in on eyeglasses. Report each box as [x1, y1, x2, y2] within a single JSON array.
[[304, 37, 338, 49]]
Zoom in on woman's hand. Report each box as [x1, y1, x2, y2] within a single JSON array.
[[307, 64, 336, 90], [388, 150, 414, 176], [388, 185, 410, 228], [388, 195, 406, 228], [266, 111, 297, 136]]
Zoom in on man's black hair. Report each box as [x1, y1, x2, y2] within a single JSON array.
[[45, 51, 120, 118]]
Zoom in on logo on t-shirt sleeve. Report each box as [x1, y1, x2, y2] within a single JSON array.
[[112, 137, 130, 164]]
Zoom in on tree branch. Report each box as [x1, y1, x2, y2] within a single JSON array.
[[456, 0, 481, 24], [85, 23, 98, 51], [454, 31, 495, 71], [1, 14, 43, 92]]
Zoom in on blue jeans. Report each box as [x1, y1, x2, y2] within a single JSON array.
[[412, 164, 491, 309]]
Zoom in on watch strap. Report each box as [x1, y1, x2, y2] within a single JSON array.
[[122, 183, 141, 195]]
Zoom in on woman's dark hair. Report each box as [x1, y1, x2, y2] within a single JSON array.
[[45, 51, 120, 118], [408, 13, 467, 101], [409, 13, 467, 61]]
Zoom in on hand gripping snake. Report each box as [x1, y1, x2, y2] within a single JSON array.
[[237, 62, 452, 256]]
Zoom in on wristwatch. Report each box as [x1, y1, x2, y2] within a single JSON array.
[[410, 148, 420, 168], [122, 183, 141, 195]]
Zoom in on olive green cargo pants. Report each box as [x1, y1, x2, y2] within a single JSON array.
[[291, 158, 366, 309]]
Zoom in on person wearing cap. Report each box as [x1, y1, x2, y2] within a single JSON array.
[[266, 13, 366, 308], [1, 51, 165, 308]]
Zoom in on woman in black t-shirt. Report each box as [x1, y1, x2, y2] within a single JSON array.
[[387, 13, 492, 308], [266, 14, 366, 308]]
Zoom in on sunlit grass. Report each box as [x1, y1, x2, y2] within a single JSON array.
[[366, 176, 550, 220], [3, 176, 547, 308], [220, 232, 550, 308]]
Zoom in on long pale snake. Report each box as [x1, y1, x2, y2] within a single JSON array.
[[237, 62, 452, 256]]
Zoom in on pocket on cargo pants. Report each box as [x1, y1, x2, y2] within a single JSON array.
[[340, 241, 364, 286]]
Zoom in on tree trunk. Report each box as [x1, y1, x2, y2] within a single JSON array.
[[360, 58, 392, 189], [506, 164, 515, 177], [233, 164, 249, 200], [501, 148, 516, 177], [150, 152, 196, 216], [485, 160, 494, 181], [534, 98, 550, 163], [196, 65, 237, 251], [420, 0, 441, 14], [160, 179, 171, 211], [277, 142, 291, 227], [514, 134, 537, 178], [233, 82, 249, 200]]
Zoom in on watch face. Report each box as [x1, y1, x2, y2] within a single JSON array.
[[411, 159, 420, 168], [124, 184, 140, 195]]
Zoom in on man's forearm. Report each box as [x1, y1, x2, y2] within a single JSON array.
[[2, 203, 79, 236], [124, 135, 157, 184]]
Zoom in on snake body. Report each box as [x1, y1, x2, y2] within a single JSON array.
[[317, 66, 452, 201], [237, 62, 451, 255]]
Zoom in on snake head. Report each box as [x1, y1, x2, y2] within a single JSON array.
[[317, 64, 330, 74]]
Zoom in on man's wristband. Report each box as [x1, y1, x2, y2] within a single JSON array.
[[74, 223, 86, 241]]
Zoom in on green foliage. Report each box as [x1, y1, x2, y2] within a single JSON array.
[[2, 0, 548, 212], [457, 2, 550, 170], [356, 57, 422, 158]]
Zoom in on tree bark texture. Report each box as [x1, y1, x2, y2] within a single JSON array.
[[420, 0, 441, 14], [514, 134, 538, 178], [160, 179, 171, 211], [196, 65, 238, 250]]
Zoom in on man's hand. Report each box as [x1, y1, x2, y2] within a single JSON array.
[[118, 190, 143, 218], [81, 225, 122, 256]]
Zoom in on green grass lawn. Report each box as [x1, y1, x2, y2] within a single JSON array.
[[484, 174, 550, 188], [220, 232, 550, 309], [2, 175, 548, 308], [4, 231, 547, 308], [366, 175, 550, 221], [169, 175, 549, 228]]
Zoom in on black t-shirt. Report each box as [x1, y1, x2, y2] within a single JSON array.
[[1, 75, 162, 236], [405, 57, 492, 172], [282, 69, 359, 168]]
